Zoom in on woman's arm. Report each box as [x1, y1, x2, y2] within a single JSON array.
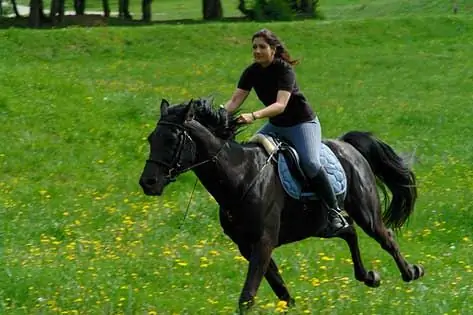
[[237, 90, 291, 124], [224, 88, 250, 113], [252, 90, 291, 119]]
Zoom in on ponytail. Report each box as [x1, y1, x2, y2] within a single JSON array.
[[275, 45, 299, 66]]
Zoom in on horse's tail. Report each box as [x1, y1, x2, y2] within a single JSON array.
[[339, 131, 417, 230]]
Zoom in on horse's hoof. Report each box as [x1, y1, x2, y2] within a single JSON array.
[[239, 299, 254, 314], [286, 297, 296, 307], [413, 264, 425, 279], [403, 264, 425, 282], [364, 270, 381, 288]]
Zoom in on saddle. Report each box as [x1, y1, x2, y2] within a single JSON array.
[[248, 133, 347, 201]]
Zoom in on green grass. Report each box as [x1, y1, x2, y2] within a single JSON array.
[[1, 7, 473, 315], [321, 0, 473, 20]]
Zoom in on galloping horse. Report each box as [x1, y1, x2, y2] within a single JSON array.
[[139, 97, 424, 313]]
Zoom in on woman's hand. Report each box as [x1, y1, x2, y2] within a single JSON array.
[[237, 113, 257, 124]]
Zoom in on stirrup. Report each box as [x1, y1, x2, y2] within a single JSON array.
[[321, 208, 349, 237], [329, 208, 350, 229]]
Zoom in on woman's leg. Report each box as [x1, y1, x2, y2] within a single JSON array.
[[282, 118, 349, 236], [256, 122, 279, 136]]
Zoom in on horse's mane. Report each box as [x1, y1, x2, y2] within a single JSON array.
[[163, 96, 243, 140], [163, 97, 237, 141], [193, 97, 243, 139]]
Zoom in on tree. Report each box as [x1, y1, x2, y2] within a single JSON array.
[[50, 0, 65, 24], [74, 0, 85, 15], [28, 0, 47, 27], [202, 0, 223, 20], [142, 0, 152, 22], [0, 0, 21, 17], [118, 0, 132, 19]]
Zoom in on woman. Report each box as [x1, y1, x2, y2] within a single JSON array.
[[223, 28, 348, 236]]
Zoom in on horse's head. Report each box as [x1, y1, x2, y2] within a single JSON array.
[[139, 98, 198, 196]]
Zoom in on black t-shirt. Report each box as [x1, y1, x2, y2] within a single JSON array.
[[237, 58, 315, 127]]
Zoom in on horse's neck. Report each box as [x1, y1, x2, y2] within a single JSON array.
[[188, 121, 268, 208], [188, 121, 226, 157], [193, 141, 262, 209]]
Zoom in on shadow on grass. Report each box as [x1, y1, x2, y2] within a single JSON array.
[[0, 13, 320, 29], [0, 14, 253, 29]]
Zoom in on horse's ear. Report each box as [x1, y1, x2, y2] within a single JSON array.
[[160, 99, 169, 116], [184, 99, 195, 121], [206, 94, 215, 106]]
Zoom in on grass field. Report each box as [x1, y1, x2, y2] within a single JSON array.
[[1, 0, 473, 314]]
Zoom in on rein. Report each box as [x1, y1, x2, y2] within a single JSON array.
[[239, 144, 279, 203]]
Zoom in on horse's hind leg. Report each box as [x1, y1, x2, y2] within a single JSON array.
[[367, 225, 424, 282], [265, 258, 295, 306], [336, 225, 381, 288], [346, 198, 424, 283]]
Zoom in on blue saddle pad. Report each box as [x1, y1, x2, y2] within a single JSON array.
[[277, 143, 347, 200]]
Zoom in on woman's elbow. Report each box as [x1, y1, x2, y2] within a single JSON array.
[[276, 102, 287, 114]]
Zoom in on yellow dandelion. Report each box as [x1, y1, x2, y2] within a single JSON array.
[[321, 256, 335, 261], [275, 300, 288, 313], [263, 302, 275, 309]]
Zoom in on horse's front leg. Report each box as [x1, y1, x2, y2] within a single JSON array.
[[239, 235, 274, 313], [238, 244, 294, 306]]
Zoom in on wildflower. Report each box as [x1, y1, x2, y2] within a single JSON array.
[[275, 300, 288, 313]]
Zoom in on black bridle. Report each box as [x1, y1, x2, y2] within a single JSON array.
[[146, 120, 225, 182]]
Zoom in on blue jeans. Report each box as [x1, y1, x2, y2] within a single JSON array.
[[256, 117, 323, 178]]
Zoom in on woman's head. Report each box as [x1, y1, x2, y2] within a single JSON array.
[[251, 29, 298, 66]]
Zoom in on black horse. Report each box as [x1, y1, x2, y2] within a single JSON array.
[[139, 97, 424, 313]]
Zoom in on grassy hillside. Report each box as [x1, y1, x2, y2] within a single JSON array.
[[1, 13, 473, 315], [321, 0, 473, 20]]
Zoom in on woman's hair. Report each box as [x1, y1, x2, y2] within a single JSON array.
[[252, 28, 299, 66]]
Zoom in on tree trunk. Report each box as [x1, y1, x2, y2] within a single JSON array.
[[29, 0, 41, 27], [50, 0, 64, 24], [50, 0, 58, 22], [74, 0, 85, 15], [142, 0, 152, 22], [118, 0, 132, 19], [202, 0, 223, 20], [102, 0, 110, 17]]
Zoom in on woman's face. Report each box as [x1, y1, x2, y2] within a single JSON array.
[[252, 36, 275, 67]]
